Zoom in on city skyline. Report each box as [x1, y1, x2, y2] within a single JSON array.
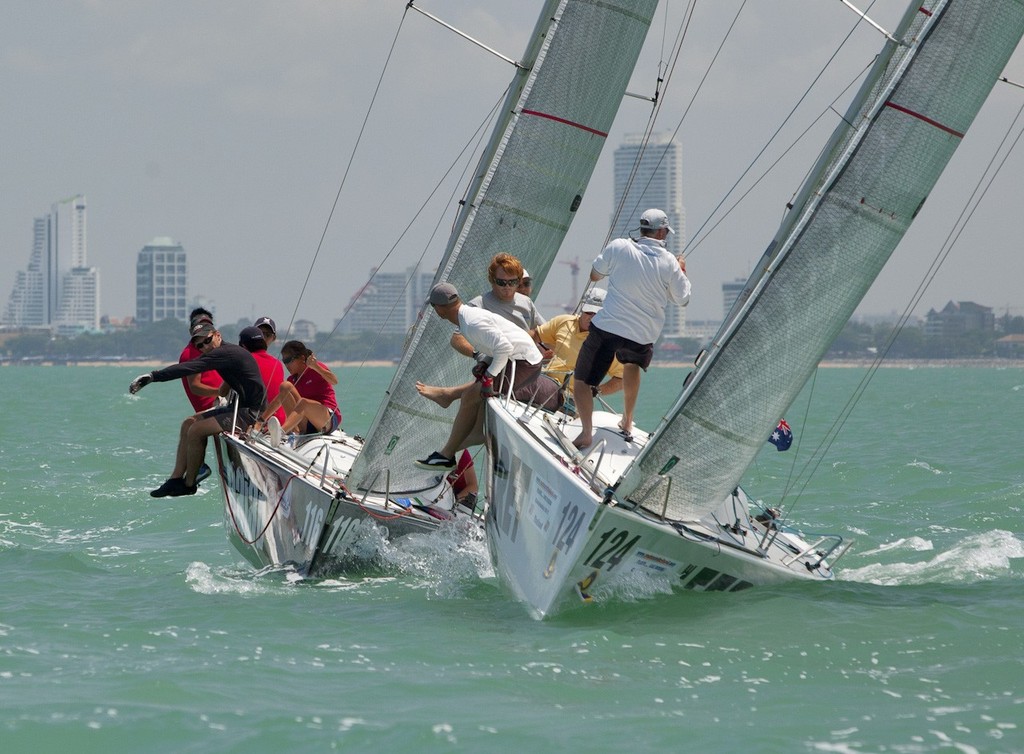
[[2, 3, 1023, 331]]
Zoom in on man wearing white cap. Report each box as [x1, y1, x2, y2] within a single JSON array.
[[572, 208, 690, 449], [533, 287, 623, 399]]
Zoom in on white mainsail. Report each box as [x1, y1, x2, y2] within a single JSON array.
[[617, 0, 1024, 519], [352, 0, 659, 492]]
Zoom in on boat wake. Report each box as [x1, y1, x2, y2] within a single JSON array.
[[380, 519, 492, 600], [184, 561, 306, 596], [840, 529, 1024, 586]]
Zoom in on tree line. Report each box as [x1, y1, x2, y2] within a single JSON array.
[[3, 313, 1023, 364]]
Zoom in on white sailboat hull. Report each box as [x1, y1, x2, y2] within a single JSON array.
[[215, 431, 470, 576], [484, 400, 843, 619]]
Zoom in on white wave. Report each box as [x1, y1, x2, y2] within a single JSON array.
[[589, 566, 677, 605], [857, 536, 934, 557], [184, 561, 296, 596], [383, 519, 492, 599], [841, 529, 1024, 585]]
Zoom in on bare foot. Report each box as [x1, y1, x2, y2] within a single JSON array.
[[572, 432, 593, 450], [416, 381, 456, 409]]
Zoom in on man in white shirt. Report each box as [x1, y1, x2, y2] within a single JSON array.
[[415, 283, 560, 470], [572, 208, 691, 449]]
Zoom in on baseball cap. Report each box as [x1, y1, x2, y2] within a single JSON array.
[[581, 287, 606, 314], [429, 282, 460, 306], [254, 316, 276, 335], [521, 268, 531, 281], [639, 208, 674, 234], [190, 321, 215, 341], [238, 326, 266, 349]]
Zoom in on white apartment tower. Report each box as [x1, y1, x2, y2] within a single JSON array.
[[135, 238, 189, 324], [611, 132, 687, 337], [338, 266, 437, 336], [3, 194, 99, 332]]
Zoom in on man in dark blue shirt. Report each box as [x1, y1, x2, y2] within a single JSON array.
[[129, 322, 266, 497]]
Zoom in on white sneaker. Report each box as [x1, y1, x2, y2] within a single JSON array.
[[268, 416, 283, 448]]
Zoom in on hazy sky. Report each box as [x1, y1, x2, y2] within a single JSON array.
[[4, 1, 1024, 332]]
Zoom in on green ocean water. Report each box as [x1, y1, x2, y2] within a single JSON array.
[[1, 364, 1022, 753]]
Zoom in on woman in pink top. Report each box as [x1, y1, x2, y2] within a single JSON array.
[[264, 340, 342, 435]]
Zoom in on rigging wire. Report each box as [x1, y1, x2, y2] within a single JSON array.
[[684, 0, 886, 258], [284, 6, 413, 339], [340, 92, 509, 375], [606, 0, 705, 251], [688, 59, 875, 253], [777, 89, 1024, 515], [281, 3, 509, 376]]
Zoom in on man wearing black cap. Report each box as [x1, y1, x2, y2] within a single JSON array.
[[239, 325, 286, 426], [129, 322, 266, 497], [254, 316, 277, 347], [179, 307, 224, 414]]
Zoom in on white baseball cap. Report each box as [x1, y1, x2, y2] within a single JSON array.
[[581, 288, 606, 314], [639, 208, 674, 234]]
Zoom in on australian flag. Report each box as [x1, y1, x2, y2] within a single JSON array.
[[768, 419, 793, 451]]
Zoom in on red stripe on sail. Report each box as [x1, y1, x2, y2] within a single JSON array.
[[885, 101, 964, 138], [521, 109, 608, 137]]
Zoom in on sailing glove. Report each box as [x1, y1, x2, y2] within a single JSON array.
[[129, 373, 154, 394]]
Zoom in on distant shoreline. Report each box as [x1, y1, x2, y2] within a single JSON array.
[[5, 358, 1024, 369]]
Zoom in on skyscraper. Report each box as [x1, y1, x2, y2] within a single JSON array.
[[722, 278, 747, 321], [135, 238, 189, 324], [3, 194, 99, 333], [338, 266, 437, 336], [611, 132, 687, 336]]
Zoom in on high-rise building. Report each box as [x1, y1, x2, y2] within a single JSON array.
[[338, 266, 437, 336], [612, 132, 687, 337], [722, 278, 747, 321], [3, 194, 98, 332], [135, 238, 189, 324], [2, 217, 52, 327]]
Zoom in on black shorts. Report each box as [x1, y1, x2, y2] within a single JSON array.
[[574, 324, 653, 386], [205, 405, 260, 432]]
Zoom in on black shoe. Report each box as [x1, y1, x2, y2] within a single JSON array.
[[414, 451, 456, 470], [166, 479, 198, 497], [196, 463, 212, 484], [151, 477, 185, 498]]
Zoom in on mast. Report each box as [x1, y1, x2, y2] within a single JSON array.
[[617, 0, 1024, 520], [352, 0, 659, 491]]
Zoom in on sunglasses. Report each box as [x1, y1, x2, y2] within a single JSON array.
[[493, 278, 520, 288], [282, 354, 302, 365], [520, 279, 532, 287], [193, 335, 214, 348]]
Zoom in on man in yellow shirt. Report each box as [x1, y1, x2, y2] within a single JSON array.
[[533, 288, 623, 400]]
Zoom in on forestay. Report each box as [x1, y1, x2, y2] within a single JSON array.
[[352, 0, 658, 492], [618, 0, 1024, 519]]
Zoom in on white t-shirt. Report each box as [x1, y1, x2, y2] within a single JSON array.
[[591, 236, 691, 344], [458, 305, 542, 377]]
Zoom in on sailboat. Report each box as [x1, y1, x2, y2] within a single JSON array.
[[484, 0, 1024, 617], [214, 0, 661, 575]]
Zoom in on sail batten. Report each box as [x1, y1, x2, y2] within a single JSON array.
[[617, 0, 1024, 520], [352, 0, 659, 490]]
